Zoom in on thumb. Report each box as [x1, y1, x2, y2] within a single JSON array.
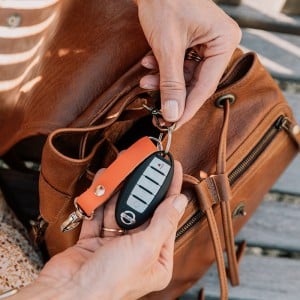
[[156, 50, 186, 122], [147, 194, 188, 247]]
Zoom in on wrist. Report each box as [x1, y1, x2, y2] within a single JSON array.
[[5, 279, 79, 300], [74, 274, 128, 300]]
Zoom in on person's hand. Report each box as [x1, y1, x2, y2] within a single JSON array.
[[134, 0, 241, 127], [11, 161, 187, 300]]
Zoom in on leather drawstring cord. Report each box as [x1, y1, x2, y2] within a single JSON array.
[[218, 100, 240, 286], [186, 174, 229, 300], [190, 98, 240, 300]]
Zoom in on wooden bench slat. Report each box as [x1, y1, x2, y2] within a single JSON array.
[[239, 29, 300, 82], [236, 198, 300, 252], [180, 254, 300, 300]]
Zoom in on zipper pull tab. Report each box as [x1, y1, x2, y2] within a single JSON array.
[[281, 117, 300, 150]]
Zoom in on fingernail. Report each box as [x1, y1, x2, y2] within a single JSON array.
[[141, 59, 155, 69], [173, 195, 188, 215], [163, 100, 179, 122]]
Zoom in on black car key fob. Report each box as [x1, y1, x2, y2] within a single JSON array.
[[115, 151, 174, 230]]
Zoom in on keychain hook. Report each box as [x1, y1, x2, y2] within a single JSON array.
[[143, 104, 176, 132], [143, 104, 176, 154], [61, 199, 93, 232]]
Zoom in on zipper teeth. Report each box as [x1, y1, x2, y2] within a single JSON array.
[[175, 210, 204, 240], [228, 124, 280, 185], [175, 116, 284, 241]]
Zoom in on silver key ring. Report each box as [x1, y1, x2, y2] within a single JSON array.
[[158, 125, 174, 154]]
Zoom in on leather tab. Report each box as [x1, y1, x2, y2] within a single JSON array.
[[195, 174, 232, 210], [76, 137, 157, 216], [210, 174, 232, 202], [282, 118, 300, 150], [195, 179, 217, 212]]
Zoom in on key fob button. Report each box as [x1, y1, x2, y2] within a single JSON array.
[[115, 151, 174, 230], [149, 156, 171, 175], [137, 176, 160, 194], [143, 167, 165, 184], [131, 185, 154, 205], [127, 195, 148, 213]]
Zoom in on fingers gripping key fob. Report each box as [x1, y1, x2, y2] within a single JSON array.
[[115, 151, 174, 230]]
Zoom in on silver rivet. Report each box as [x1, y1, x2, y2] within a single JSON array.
[[7, 14, 22, 28], [94, 185, 105, 196]]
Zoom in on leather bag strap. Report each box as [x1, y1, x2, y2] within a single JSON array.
[[187, 99, 239, 300]]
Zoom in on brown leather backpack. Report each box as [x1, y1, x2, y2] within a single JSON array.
[[1, 1, 299, 299]]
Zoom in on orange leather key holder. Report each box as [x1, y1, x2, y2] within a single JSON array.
[[61, 137, 158, 232], [76, 136, 157, 215]]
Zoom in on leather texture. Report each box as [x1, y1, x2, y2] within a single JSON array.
[[0, 0, 149, 157], [1, 1, 299, 300]]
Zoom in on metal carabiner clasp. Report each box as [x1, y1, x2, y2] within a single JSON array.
[[159, 123, 176, 154], [61, 199, 93, 232], [143, 104, 174, 132], [143, 104, 176, 154]]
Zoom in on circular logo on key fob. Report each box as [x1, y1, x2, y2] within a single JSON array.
[[120, 210, 136, 225]]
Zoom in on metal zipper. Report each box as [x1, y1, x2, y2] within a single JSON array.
[[175, 115, 288, 241]]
